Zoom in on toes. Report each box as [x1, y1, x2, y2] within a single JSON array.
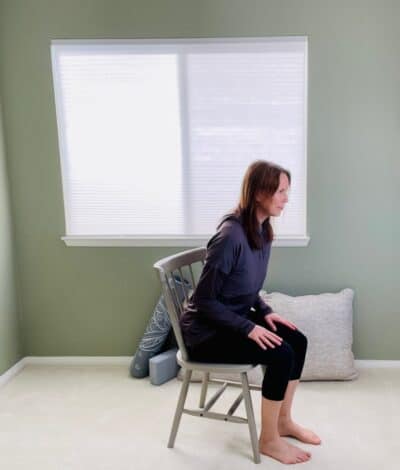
[[296, 454, 310, 463], [296, 447, 311, 461]]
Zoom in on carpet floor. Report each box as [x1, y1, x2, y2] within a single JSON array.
[[0, 364, 398, 469]]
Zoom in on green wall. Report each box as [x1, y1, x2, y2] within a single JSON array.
[[0, 96, 21, 374], [0, 0, 398, 360]]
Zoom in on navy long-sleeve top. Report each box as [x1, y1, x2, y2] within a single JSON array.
[[180, 214, 274, 348]]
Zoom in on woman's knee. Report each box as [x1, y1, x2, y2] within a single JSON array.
[[279, 326, 308, 355], [266, 341, 296, 371], [260, 343, 295, 400], [294, 329, 308, 352]]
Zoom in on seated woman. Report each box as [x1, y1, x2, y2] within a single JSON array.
[[180, 160, 321, 465]]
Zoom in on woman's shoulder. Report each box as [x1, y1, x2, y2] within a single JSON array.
[[219, 212, 246, 236], [207, 214, 246, 250], [205, 214, 245, 268]]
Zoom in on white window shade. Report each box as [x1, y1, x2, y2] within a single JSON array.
[[51, 38, 308, 246]]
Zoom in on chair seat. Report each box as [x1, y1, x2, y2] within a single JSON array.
[[177, 349, 257, 374]]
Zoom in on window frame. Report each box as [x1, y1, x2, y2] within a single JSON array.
[[51, 37, 310, 248]]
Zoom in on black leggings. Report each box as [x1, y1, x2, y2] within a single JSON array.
[[187, 322, 307, 401]]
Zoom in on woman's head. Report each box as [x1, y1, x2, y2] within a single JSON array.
[[235, 160, 291, 248]]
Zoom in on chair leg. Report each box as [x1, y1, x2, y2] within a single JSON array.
[[199, 372, 209, 408], [241, 372, 261, 464], [168, 368, 192, 448]]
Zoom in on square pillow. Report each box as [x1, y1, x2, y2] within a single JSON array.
[[258, 288, 358, 381]]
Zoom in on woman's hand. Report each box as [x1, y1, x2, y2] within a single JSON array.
[[248, 325, 283, 350], [265, 313, 297, 332]]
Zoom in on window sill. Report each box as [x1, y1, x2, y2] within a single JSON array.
[[61, 235, 310, 247]]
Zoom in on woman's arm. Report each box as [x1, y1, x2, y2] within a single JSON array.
[[252, 294, 274, 324], [192, 262, 255, 336]]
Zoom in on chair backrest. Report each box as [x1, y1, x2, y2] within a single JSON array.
[[153, 247, 206, 361]]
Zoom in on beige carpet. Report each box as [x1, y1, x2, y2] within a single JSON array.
[[0, 364, 398, 469]]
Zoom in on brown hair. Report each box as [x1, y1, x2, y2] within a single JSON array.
[[234, 160, 291, 249]]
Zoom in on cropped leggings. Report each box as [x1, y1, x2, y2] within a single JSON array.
[[187, 321, 307, 401]]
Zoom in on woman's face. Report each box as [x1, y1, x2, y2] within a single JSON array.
[[257, 172, 290, 218]]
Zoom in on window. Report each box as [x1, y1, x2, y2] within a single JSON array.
[[51, 38, 308, 246]]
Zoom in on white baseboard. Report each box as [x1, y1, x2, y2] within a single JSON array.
[[1, 357, 399, 388], [25, 356, 132, 366], [0, 357, 28, 388], [354, 360, 400, 368]]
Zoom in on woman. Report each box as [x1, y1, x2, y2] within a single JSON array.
[[180, 160, 321, 465]]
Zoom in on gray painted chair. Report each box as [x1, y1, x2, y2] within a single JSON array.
[[154, 247, 262, 464]]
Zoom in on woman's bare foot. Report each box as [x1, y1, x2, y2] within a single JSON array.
[[259, 437, 311, 464], [278, 419, 321, 445]]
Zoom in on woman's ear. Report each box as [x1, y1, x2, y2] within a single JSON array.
[[255, 190, 267, 204]]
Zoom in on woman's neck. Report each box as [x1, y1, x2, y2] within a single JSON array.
[[255, 209, 270, 226]]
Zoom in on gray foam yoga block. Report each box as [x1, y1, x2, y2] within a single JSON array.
[[149, 348, 179, 385]]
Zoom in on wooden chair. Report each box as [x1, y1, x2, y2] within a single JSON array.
[[154, 247, 262, 463]]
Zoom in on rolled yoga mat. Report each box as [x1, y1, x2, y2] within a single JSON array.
[[130, 276, 189, 378]]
